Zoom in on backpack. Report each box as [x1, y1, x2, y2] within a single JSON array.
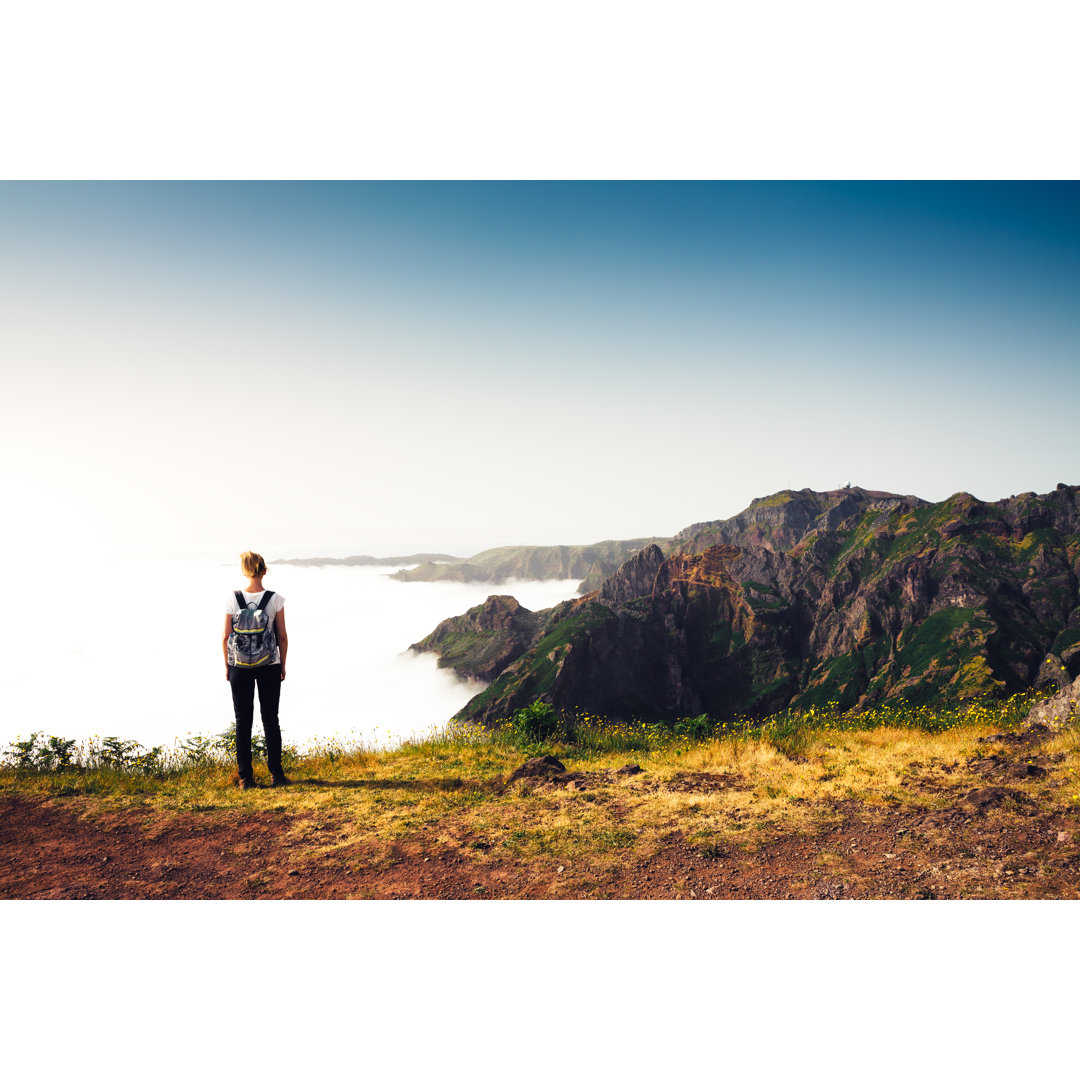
[[228, 591, 277, 668]]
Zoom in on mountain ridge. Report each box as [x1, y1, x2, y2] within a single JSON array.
[[412, 484, 1080, 723], [390, 539, 667, 589], [276, 539, 666, 592], [277, 553, 460, 567]]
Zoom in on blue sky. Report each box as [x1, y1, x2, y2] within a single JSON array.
[[2, 181, 1077, 559]]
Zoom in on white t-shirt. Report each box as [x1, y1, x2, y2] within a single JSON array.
[[226, 589, 286, 665]]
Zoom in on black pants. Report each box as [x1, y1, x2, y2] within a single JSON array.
[[229, 664, 283, 780]]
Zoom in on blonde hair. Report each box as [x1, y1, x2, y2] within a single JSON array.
[[240, 551, 267, 578]]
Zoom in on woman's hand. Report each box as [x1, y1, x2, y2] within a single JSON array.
[[280, 666, 286, 682]]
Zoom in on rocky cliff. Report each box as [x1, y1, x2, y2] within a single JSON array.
[[413, 485, 1080, 724], [412, 595, 549, 682]]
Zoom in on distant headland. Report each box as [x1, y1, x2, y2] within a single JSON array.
[[277, 539, 666, 594]]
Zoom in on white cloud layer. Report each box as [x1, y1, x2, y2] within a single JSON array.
[[0, 558, 580, 752]]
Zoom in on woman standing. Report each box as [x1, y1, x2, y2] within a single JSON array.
[[223, 550, 290, 789]]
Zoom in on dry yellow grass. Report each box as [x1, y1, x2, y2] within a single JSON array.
[[4, 697, 1078, 875]]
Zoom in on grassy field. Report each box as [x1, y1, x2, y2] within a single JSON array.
[[4, 695, 1078, 891]]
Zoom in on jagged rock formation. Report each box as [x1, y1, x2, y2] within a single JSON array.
[[412, 595, 547, 682], [392, 539, 666, 591], [598, 544, 666, 604], [414, 485, 1080, 724]]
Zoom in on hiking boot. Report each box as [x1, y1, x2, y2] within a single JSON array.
[[238, 775, 257, 790], [271, 773, 291, 787]]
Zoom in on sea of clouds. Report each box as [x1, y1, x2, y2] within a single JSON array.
[[0, 558, 581, 753]]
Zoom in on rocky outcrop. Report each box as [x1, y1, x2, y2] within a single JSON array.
[[410, 595, 548, 682], [1025, 673, 1080, 730], [506, 756, 566, 783], [420, 484, 1080, 724], [598, 544, 665, 603]]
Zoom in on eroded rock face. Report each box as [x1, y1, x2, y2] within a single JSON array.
[[552, 547, 756, 721], [598, 544, 665, 604], [418, 484, 1080, 723]]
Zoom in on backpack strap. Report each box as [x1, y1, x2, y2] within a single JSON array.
[[234, 591, 246, 610], [257, 590, 275, 611]]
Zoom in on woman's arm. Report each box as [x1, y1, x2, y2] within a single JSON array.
[[222, 614, 233, 680], [275, 608, 288, 680]]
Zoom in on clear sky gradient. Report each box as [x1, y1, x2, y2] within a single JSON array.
[[3, 181, 1078, 560]]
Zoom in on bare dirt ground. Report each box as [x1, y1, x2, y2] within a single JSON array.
[[3, 728, 1079, 900]]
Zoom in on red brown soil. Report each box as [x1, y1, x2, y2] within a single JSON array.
[[3, 731, 1079, 900]]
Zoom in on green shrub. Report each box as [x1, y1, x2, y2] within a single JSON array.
[[758, 711, 811, 758], [510, 701, 560, 743], [214, 723, 266, 760], [95, 737, 165, 776], [176, 734, 219, 766], [674, 714, 715, 741], [4, 733, 77, 772], [98, 737, 143, 769]]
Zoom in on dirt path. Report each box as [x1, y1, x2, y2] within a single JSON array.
[[4, 730, 1079, 900], [3, 792, 1078, 899]]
